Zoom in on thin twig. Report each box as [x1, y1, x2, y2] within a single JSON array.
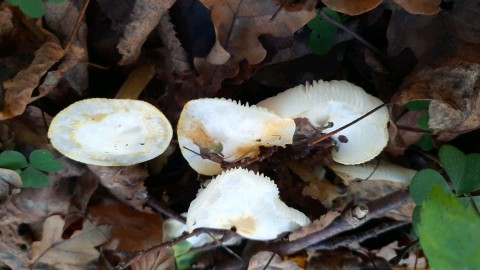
[[308, 103, 390, 146], [273, 189, 411, 255], [318, 9, 387, 59], [146, 197, 186, 223], [113, 228, 237, 270], [64, 0, 90, 53], [309, 220, 409, 250]]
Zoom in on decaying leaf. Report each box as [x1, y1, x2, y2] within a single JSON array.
[[0, 20, 64, 120], [394, 59, 480, 141], [392, 0, 440, 15], [0, 223, 30, 270], [373, 241, 427, 268], [194, 0, 316, 95], [29, 215, 111, 269], [89, 196, 163, 253], [288, 163, 340, 208], [387, 0, 480, 62], [289, 211, 340, 241], [248, 251, 303, 270], [88, 165, 150, 211], [42, 0, 89, 97], [117, 0, 176, 65], [131, 249, 175, 270]]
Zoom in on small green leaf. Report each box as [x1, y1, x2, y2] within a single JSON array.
[[458, 153, 480, 194], [29, 150, 63, 172], [417, 112, 430, 131], [308, 8, 340, 55], [0, 151, 28, 170], [20, 167, 51, 188], [418, 186, 480, 269], [404, 100, 430, 111], [416, 135, 434, 152], [411, 205, 422, 233], [6, 0, 21, 6], [173, 241, 192, 256], [174, 241, 200, 270], [409, 169, 452, 205], [19, 0, 45, 18], [439, 145, 466, 194]]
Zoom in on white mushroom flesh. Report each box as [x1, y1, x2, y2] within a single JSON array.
[[186, 168, 311, 240], [178, 98, 296, 175], [257, 80, 389, 165], [48, 98, 173, 166], [329, 160, 417, 183]]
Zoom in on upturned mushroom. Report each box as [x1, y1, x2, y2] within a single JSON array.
[[0, 168, 22, 204], [257, 80, 389, 165], [48, 64, 173, 166], [328, 160, 417, 184], [177, 98, 296, 175], [186, 168, 311, 240]]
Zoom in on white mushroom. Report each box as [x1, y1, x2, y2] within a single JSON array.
[[328, 160, 417, 184], [48, 98, 173, 166], [257, 80, 389, 165], [0, 168, 22, 204], [186, 168, 311, 240], [177, 98, 296, 175]]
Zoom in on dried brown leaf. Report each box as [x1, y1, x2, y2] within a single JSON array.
[[387, 0, 480, 62], [394, 59, 480, 140], [393, 0, 440, 15], [248, 251, 303, 270], [1, 41, 64, 119], [89, 196, 163, 253], [0, 223, 30, 270], [117, 0, 176, 65], [43, 0, 89, 96], [194, 0, 316, 95], [289, 211, 340, 241], [322, 0, 382, 16], [130, 249, 175, 270], [29, 215, 111, 269], [374, 241, 427, 268], [88, 164, 149, 211]]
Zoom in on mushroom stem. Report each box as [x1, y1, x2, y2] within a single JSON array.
[[308, 102, 390, 146], [115, 63, 155, 99]]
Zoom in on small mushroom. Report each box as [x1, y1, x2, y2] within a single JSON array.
[[178, 98, 296, 175], [48, 98, 173, 166], [0, 168, 22, 204], [186, 168, 311, 240], [328, 160, 417, 184], [257, 80, 389, 165]]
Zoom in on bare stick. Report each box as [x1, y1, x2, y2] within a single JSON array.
[[273, 188, 411, 255], [146, 197, 186, 224], [65, 0, 90, 53], [309, 220, 409, 250], [308, 103, 389, 146]]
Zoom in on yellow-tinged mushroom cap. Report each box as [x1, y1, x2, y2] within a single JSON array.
[[177, 98, 296, 175], [186, 168, 311, 240], [48, 98, 173, 166], [257, 80, 389, 165], [329, 160, 417, 184]]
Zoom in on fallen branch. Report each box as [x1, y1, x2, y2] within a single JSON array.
[[273, 188, 411, 255]]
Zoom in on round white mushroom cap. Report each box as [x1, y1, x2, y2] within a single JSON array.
[[177, 98, 296, 175], [48, 98, 173, 166], [257, 80, 389, 165], [186, 168, 311, 240], [329, 160, 417, 184]]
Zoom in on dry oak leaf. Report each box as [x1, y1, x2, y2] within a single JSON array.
[[289, 211, 341, 241], [117, 0, 176, 65], [130, 249, 175, 270], [195, 0, 316, 94], [248, 251, 303, 270], [0, 29, 64, 120], [322, 0, 440, 16], [394, 59, 480, 141], [29, 215, 111, 269]]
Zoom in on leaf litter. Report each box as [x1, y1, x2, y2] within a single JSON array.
[[1, 0, 480, 269]]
